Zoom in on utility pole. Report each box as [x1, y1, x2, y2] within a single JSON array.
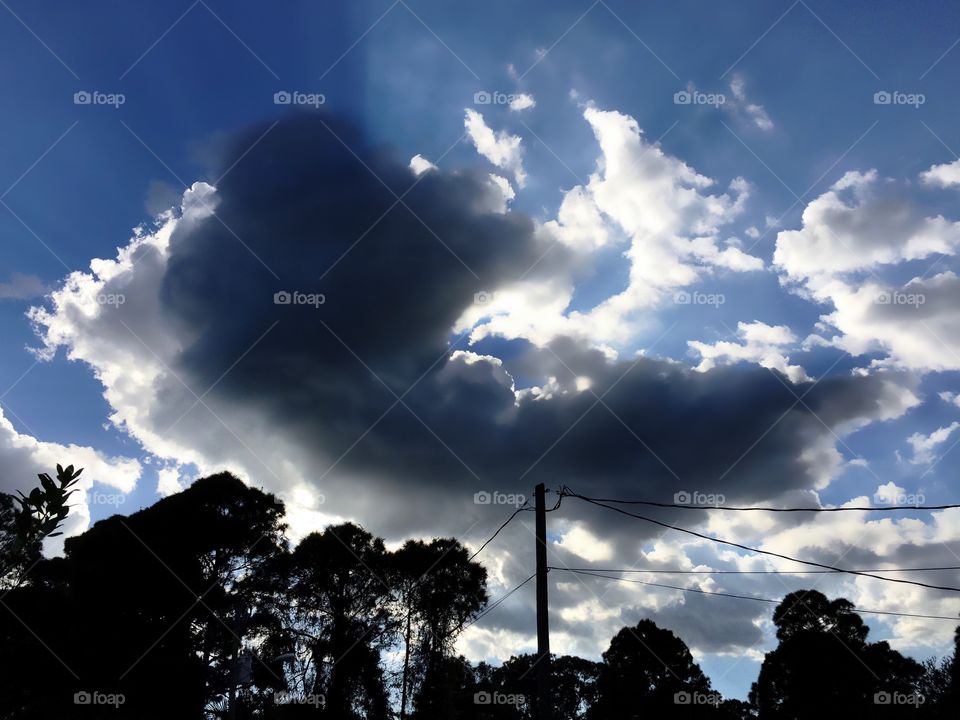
[[534, 483, 552, 720]]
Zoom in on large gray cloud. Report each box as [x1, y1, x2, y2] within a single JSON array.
[[149, 113, 916, 538]]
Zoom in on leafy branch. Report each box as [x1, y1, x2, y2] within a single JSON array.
[[1, 464, 82, 585]]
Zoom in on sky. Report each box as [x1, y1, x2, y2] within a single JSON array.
[[2, 0, 960, 701]]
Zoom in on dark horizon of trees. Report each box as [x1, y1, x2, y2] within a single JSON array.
[[0, 469, 958, 719]]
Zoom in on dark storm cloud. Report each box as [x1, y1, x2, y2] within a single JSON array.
[[162, 112, 548, 375], [156, 112, 913, 540]]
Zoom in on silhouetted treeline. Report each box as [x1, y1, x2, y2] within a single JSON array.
[[1, 471, 958, 719]]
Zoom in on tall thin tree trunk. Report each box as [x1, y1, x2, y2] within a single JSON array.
[[400, 607, 412, 720]]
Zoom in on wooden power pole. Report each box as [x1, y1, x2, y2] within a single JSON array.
[[534, 483, 552, 720]]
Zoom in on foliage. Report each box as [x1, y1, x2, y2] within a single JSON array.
[[750, 590, 925, 719], [588, 619, 719, 719], [0, 464, 81, 586], [1, 470, 958, 720]]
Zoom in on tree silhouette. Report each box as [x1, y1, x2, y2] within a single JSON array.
[[0, 464, 82, 719], [0, 492, 37, 587], [390, 539, 433, 718], [476, 653, 601, 719], [750, 590, 924, 718], [950, 626, 960, 708], [409, 654, 482, 720], [3, 468, 959, 720], [0, 471, 287, 719], [283, 523, 392, 719], [917, 654, 952, 717], [394, 538, 486, 719], [588, 619, 720, 719], [919, 625, 960, 718]]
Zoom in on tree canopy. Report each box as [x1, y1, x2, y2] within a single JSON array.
[[1, 470, 958, 719]]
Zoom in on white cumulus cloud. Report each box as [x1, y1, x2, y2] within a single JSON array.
[[464, 109, 526, 187], [688, 321, 810, 383]]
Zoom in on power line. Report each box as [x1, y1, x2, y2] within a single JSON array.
[[545, 492, 564, 512], [555, 567, 780, 603], [456, 492, 565, 633], [554, 568, 960, 622], [558, 565, 960, 575], [463, 572, 537, 629], [469, 503, 530, 562], [563, 491, 960, 593], [467, 490, 564, 562], [571, 492, 960, 512], [455, 497, 550, 634]]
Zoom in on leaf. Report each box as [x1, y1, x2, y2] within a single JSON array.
[[41, 520, 59, 534]]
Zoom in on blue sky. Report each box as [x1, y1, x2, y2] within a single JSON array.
[[3, 0, 960, 700]]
